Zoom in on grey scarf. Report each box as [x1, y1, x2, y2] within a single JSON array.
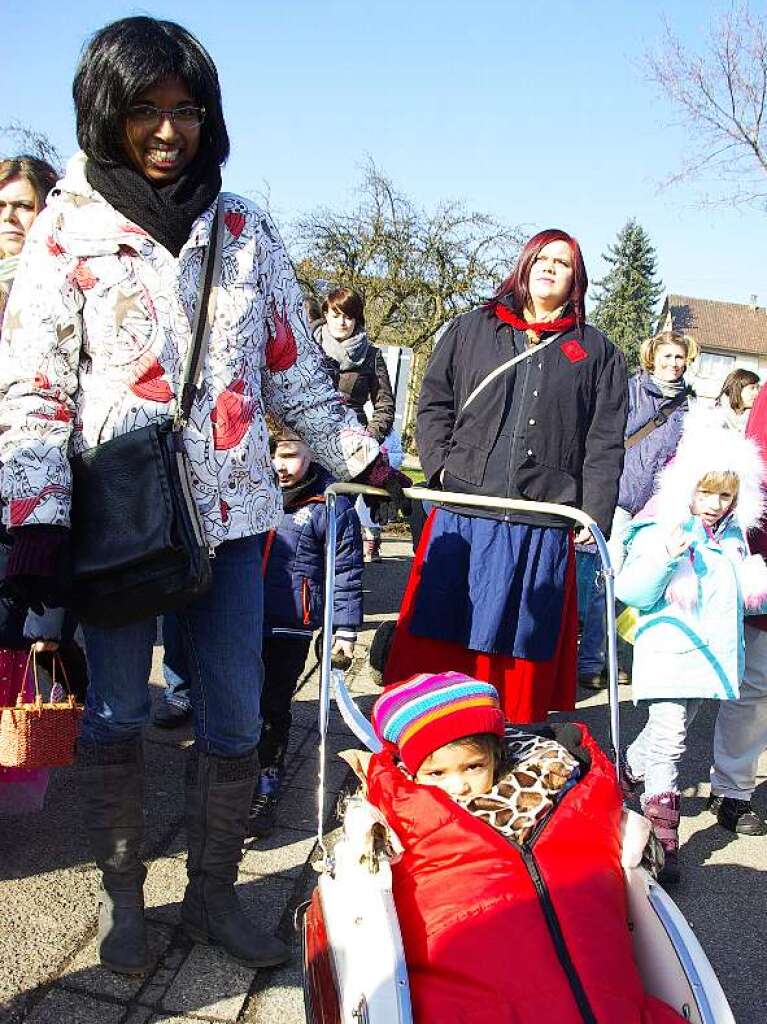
[[650, 373, 687, 400], [321, 324, 370, 370]]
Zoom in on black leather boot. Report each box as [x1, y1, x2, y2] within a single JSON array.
[[181, 746, 291, 967], [77, 738, 150, 974]]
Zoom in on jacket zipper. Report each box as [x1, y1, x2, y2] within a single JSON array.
[[520, 841, 598, 1024]]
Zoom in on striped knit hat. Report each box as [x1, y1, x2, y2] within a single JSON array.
[[372, 672, 505, 774]]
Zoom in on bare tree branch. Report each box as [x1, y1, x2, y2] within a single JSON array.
[[645, 3, 767, 207], [0, 121, 63, 170], [291, 161, 524, 358]]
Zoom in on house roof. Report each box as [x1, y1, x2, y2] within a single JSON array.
[[661, 294, 767, 357]]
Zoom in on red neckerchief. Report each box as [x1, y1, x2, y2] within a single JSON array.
[[494, 303, 577, 337]]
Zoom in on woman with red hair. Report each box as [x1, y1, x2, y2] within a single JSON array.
[[383, 229, 628, 720]]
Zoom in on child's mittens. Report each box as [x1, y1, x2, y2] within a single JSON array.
[[665, 549, 698, 610], [739, 553, 767, 611], [666, 525, 691, 559]]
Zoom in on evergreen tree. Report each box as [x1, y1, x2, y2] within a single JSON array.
[[590, 220, 664, 372]]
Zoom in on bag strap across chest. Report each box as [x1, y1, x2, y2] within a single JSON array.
[[175, 199, 224, 428], [624, 388, 690, 450]]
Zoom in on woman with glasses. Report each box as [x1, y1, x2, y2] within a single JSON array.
[[0, 16, 403, 976]]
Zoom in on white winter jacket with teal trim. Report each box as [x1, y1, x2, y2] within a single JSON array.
[[0, 153, 378, 545], [617, 514, 765, 701], [615, 407, 767, 702]]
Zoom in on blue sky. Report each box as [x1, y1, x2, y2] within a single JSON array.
[[2, 0, 764, 308]]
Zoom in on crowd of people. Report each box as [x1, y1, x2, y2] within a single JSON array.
[[1, 12, 766, 1016]]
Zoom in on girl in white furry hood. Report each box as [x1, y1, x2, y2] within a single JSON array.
[[615, 408, 767, 884]]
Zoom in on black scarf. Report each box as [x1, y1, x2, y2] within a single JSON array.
[[86, 151, 222, 257], [282, 468, 320, 512]]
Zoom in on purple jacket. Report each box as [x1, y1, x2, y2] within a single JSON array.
[[617, 372, 691, 516]]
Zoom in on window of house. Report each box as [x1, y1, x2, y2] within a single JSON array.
[[696, 352, 736, 378]]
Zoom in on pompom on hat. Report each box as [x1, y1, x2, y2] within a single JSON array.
[[372, 671, 505, 774]]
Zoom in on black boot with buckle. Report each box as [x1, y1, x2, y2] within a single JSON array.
[[77, 737, 151, 975], [181, 746, 291, 967]]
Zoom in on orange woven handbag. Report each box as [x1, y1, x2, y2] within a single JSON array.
[[0, 650, 83, 769]]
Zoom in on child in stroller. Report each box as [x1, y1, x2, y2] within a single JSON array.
[[340, 671, 688, 1024]]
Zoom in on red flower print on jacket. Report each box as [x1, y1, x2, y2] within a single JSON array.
[[211, 378, 256, 450], [129, 354, 174, 403], [9, 484, 69, 527], [32, 402, 73, 423], [225, 211, 246, 239], [560, 339, 588, 364], [46, 236, 64, 258], [71, 260, 97, 291], [265, 301, 298, 373]]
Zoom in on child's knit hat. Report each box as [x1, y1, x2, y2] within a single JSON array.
[[372, 671, 505, 773]]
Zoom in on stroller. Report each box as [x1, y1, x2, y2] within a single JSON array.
[[299, 486, 736, 1024]]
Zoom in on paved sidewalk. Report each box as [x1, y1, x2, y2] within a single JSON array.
[[2, 530, 766, 1022], [0, 536, 410, 1024]]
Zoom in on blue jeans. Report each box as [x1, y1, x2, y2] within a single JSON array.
[[80, 536, 264, 757], [162, 613, 191, 711], [576, 549, 606, 675]]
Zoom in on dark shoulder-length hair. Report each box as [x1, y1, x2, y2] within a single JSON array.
[[73, 16, 230, 167], [0, 156, 59, 211], [494, 228, 588, 327], [718, 368, 761, 413]]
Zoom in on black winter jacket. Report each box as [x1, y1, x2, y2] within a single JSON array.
[[315, 327, 396, 443], [416, 304, 628, 536]]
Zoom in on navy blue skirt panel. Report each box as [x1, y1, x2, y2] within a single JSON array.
[[409, 509, 569, 661]]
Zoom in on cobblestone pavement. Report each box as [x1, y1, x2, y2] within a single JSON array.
[[1, 529, 766, 1022]]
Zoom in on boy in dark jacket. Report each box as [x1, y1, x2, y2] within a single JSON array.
[[250, 429, 364, 836]]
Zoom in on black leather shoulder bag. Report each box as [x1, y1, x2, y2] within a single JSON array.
[[69, 200, 224, 628]]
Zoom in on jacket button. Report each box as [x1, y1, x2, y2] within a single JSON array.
[[529, 418, 536, 426]]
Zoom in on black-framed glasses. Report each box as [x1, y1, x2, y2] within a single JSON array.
[[126, 104, 206, 129]]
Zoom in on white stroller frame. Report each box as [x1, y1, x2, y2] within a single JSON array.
[[301, 485, 735, 1024]]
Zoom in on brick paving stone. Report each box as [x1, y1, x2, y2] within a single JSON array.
[[285, 753, 351, 792], [235, 875, 297, 933], [137, 982, 172, 1010], [274, 783, 327, 833], [143, 855, 188, 926], [240, 829, 317, 880], [59, 923, 172, 1002], [149, 1019, 203, 1024], [124, 1009, 154, 1024], [147, 1017, 203, 1024], [24, 988, 125, 1024], [243, 960, 304, 1023], [161, 946, 256, 1021]]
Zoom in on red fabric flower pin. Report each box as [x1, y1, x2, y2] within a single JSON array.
[[560, 339, 588, 364]]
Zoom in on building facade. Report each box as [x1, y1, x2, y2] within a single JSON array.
[[659, 294, 767, 400]]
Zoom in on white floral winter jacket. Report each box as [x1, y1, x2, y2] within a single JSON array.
[[0, 153, 378, 545]]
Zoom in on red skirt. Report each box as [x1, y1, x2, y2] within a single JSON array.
[[383, 510, 577, 722]]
